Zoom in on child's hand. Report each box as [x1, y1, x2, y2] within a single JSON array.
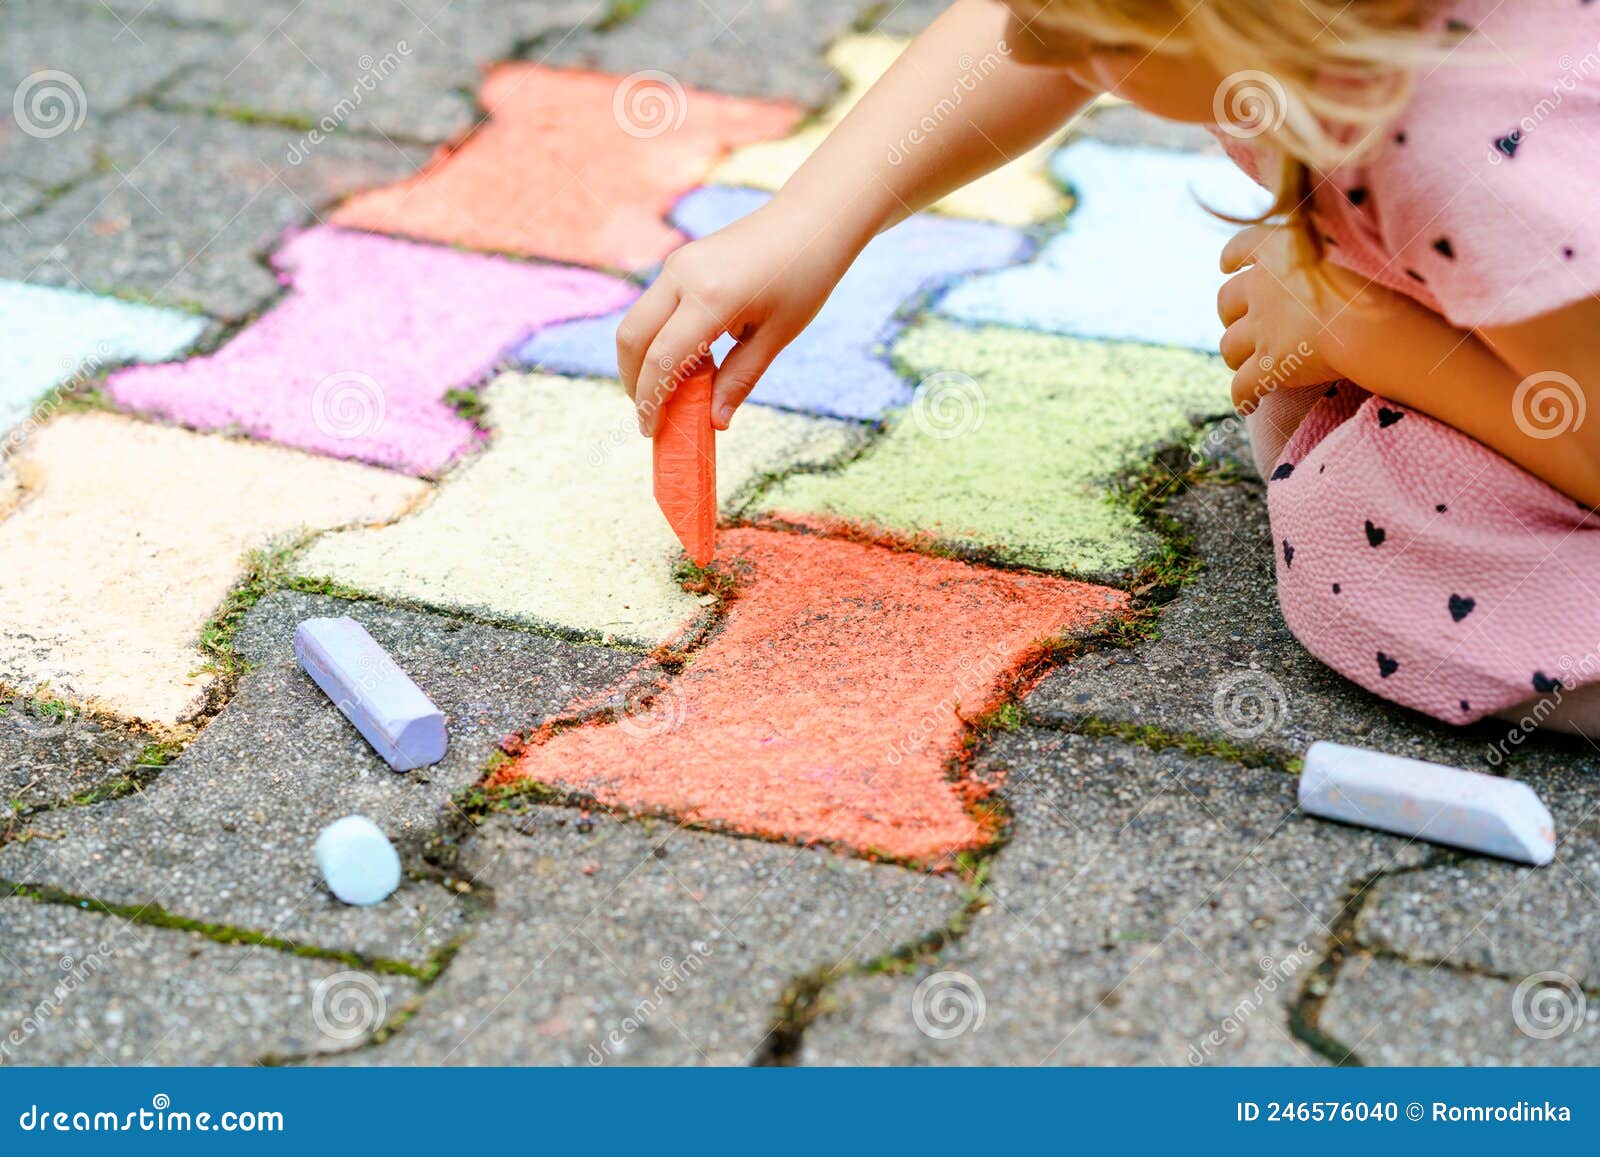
[[1217, 224, 1398, 414], [616, 201, 857, 435]]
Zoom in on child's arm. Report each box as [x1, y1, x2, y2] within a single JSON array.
[[617, 0, 1095, 434], [1220, 226, 1600, 506], [1327, 299, 1600, 507]]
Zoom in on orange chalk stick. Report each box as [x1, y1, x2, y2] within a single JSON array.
[[653, 361, 717, 567]]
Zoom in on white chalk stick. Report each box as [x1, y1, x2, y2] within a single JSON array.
[[315, 815, 402, 906], [1299, 741, 1555, 865], [294, 616, 447, 772]]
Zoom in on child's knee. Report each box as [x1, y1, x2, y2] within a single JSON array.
[[1494, 683, 1600, 738]]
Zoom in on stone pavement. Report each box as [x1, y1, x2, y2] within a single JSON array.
[[2, 0, 1596, 1067]]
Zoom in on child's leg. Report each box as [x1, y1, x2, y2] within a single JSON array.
[[1265, 386, 1600, 728], [1496, 684, 1600, 739], [1243, 385, 1330, 478]]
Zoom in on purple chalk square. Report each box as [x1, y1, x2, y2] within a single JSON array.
[[516, 186, 1029, 421], [295, 616, 447, 772], [108, 227, 637, 475], [516, 308, 633, 379]]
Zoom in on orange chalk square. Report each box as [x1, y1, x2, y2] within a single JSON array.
[[496, 529, 1129, 862], [332, 65, 802, 270]]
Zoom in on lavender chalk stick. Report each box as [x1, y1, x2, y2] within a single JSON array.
[[294, 616, 447, 772], [1299, 741, 1555, 865]]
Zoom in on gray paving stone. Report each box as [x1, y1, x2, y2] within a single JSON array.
[[0, 591, 647, 967], [1318, 955, 1599, 1065], [2, 1, 225, 199], [1, 691, 151, 828], [69, 0, 298, 26], [799, 730, 1429, 1065], [165, 0, 602, 142], [541, 0, 865, 107], [5, 1, 220, 114], [0, 895, 417, 1064], [0, 176, 45, 223], [339, 811, 966, 1065], [1354, 754, 1600, 987], [2, 0, 245, 230], [0, 108, 424, 318], [1026, 473, 1595, 780], [0, 121, 101, 208]]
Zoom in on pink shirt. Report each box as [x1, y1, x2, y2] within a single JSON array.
[[1225, 0, 1600, 328]]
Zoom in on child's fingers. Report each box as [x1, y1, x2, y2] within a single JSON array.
[[1219, 321, 1255, 371], [615, 282, 679, 402], [1232, 365, 1267, 415], [1221, 225, 1270, 274], [709, 329, 784, 429], [1216, 275, 1249, 326], [636, 304, 719, 437]]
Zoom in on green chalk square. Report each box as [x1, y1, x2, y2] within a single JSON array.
[[758, 321, 1233, 580]]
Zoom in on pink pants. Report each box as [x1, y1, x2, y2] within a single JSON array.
[[1247, 385, 1600, 737]]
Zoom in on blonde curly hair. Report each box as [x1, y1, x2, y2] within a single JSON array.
[[1013, 0, 1457, 218]]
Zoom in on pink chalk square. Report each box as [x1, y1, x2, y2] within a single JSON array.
[[108, 227, 639, 475]]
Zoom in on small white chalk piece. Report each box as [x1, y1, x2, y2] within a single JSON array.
[[315, 816, 402, 906], [294, 616, 447, 772], [1299, 741, 1555, 866]]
